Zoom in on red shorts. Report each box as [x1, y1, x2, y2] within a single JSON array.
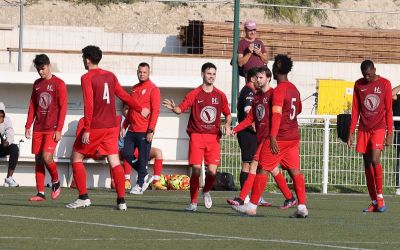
[[259, 140, 300, 171], [252, 139, 266, 162], [189, 133, 220, 166], [356, 129, 385, 154], [73, 127, 119, 157], [32, 131, 58, 154]]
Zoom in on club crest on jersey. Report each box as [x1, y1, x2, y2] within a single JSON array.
[[200, 106, 217, 124], [256, 104, 265, 122], [212, 97, 219, 104], [47, 85, 54, 92], [39, 92, 52, 109], [364, 94, 380, 111], [142, 89, 147, 95]]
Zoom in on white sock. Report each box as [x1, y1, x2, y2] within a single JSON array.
[[153, 175, 160, 181], [377, 194, 383, 199], [248, 202, 257, 210], [125, 175, 130, 180], [298, 204, 307, 210]]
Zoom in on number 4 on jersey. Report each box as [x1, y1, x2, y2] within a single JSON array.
[[103, 83, 110, 104]]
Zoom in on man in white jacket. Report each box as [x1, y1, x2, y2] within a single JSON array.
[[0, 102, 19, 187]]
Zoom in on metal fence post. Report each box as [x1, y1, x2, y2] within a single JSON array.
[[322, 116, 330, 194]]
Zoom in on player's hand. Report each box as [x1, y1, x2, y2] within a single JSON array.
[[82, 132, 90, 144], [224, 126, 231, 137], [385, 133, 393, 146], [2, 139, 9, 147], [146, 132, 154, 142], [347, 133, 354, 148], [231, 129, 237, 136], [162, 99, 175, 110], [53, 131, 62, 142], [253, 47, 262, 56], [120, 127, 126, 139], [141, 108, 150, 118], [25, 128, 31, 139], [248, 43, 255, 53], [270, 136, 280, 154]]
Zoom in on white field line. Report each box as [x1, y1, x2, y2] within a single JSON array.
[[0, 214, 369, 250]]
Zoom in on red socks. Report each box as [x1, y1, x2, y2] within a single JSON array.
[[46, 161, 59, 183], [239, 173, 256, 201], [35, 164, 45, 193], [153, 159, 163, 184], [274, 172, 293, 200], [123, 160, 131, 176], [249, 174, 268, 205], [111, 165, 125, 199], [365, 166, 377, 201], [203, 173, 217, 193], [292, 174, 307, 205], [374, 163, 383, 196], [72, 162, 87, 196], [190, 172, 200, 204]]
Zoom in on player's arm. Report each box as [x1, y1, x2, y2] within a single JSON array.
[[81, 75, 93, 133], [163, 88, 197, 115], [146, 87, 161, 142], [233, 109, 254, 135], [348, 85, 360, 148], [25, 86, 36, 139], [237, 41, 253, 67], [270, 87, 286, 154], [392, 84, 400, 100], [54, 81, 68, 142], [385, 81, 394, 146], [114, 79, 149, 117], [254, 41, 268, 64], [221, 93, 232, 135]]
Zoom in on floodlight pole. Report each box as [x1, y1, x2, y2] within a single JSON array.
[[231, 0, 240, 124], [18, 0, 24, 71]]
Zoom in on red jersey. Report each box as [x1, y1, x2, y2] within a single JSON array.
[[25, 75, 67, 132], [81, 68, 141, 132], [350, 76, 393, 133], [76, 115, 121, 136], [178, 85, 231, 135], [270, 81, 301, 141], [233, 88, 273, 144], [123, 79, 160, 133]]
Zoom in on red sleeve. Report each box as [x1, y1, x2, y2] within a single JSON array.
[[122, 110, 131, 129], [178, 88, 198, 112], [148, 87, 160, 131], [25, 86, 36, 129], [56, 80, 68, 132], [270, 86, 285, 137], [238, 39, 245, 54], [385, 81, 394, 134], [233, 109, 253, 133], [221, 93, 231, 117], [76, 118, 84, 137], [349, 85, 360, 134], [114, 77, 142, 113], [81, 75, 93, 132]]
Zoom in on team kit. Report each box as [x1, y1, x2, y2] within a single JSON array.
[[22, 45, 392, 217]]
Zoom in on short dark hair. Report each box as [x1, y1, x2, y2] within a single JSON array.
[[33, 54, 50, 68], [138, 62, 150, 69], [82, 45, 102, 65], [201, 62, 217, 72], [246, 67, 258, 82], [361, 60, 374, 72], [0, 110, 5, 117], [273, 54, 293, 75], [256, 66, 272, 78]]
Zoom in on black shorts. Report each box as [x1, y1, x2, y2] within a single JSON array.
[[237, 129, 257, 163]]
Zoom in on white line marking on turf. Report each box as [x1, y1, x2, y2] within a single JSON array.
[[0, 236, 231, 241], [0, 214, 369, 250]]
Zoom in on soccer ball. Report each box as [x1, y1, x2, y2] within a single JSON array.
[[179, 175, 190, 190], [167, 176, 181, 190]]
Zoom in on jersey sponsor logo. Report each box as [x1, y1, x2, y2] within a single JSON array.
[[212, 97, 219, 104], [142, 89, 147, 95], [200, 106, 217, 124], [374, 87, 381, 94], [364, 94, 380, 111], [39, 92, 52, 110], [360, 89, 367, 92], [47, 85, 54, 92], [197, 100, 204, 104], [256, 104, 265, 122], [35, 87, 40, 91]]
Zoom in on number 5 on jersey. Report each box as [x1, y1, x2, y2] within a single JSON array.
[[290, 98, 296, 120], [103, 83, 110, 104]]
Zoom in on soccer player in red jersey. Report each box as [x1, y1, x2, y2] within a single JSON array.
[[348, 60, 393, 213], [66, 45, 149, 210], [232, 54, 308, 218], [25, 54, 67, 202], [227, 66, 295, 209], [163, 62, 232, 211], [121, 62, 160, 195]]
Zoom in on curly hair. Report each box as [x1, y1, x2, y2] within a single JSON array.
[[273, 54, 293, 75]]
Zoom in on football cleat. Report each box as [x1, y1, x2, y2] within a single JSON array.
[[258, 197, 272, 207], [117, 203, 127, 211], [280, 196, 297, 210], [290, 206, 309, 218], [202, 192, 212, 209], [363, 203, 377, 213], [141, 175, 154, 192], [66, 198, 91, 209], [4, 177, 19, 187], [29, 193, 46, 202], [231, 203, 257, 216], [227, 197, 244, 206], [129, 185, 143, 195], [51, 181, 61, 200], [376, 198, 386, 212], [185, 203, 198, 212]]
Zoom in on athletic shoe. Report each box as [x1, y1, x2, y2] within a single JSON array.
[[152, 181, 167, 190], [29, 193, 46, 202], [66, 198, 91, 209], [202, 191, 212, 209], [363, 203, 377, 213], [258, 197, 272, 207], [396, 188, 400, 196], [141, 175, 154, 192], [124, 179, 131, 190], [231, 203, 257, 216], [51, 181, 61, 200], [376, 198, 386, 212], [227, 197, 244, 206], [185, 203, 198, 212], [110, 179, 116, 189], [290, 206, 309, 218], [3, 176, 19, 187], [117, 203, 127, 211], [129, 185, 143, 195], [280, 196, 297, 210]]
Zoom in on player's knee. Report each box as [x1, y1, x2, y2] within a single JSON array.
[[154, 148, 162, 159], [270, 167, 280, 176]]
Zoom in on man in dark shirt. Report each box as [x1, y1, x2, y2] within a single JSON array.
[[392, 84, 400, 195]]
